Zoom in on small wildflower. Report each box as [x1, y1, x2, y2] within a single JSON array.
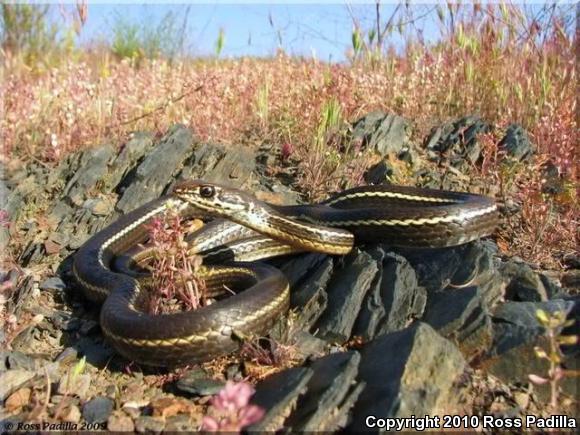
[[0, 210, 10, 228], [202, 381, 264, 432], [281, 142, 294, 161]]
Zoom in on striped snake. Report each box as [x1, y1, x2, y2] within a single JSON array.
[[72, 181, 498, 367]]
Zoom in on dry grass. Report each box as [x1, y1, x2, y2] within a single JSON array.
[[1, 2, 577, 267]]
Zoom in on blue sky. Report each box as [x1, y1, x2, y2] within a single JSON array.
[[67, 2, 568, 62], [75, 3, 441, 62]]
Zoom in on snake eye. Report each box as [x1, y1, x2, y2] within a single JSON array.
[[199, 185, 216, 198]]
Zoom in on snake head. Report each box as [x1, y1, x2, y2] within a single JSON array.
[[172, 180, 251, 216]]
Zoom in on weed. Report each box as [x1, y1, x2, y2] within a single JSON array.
[[1, 1, 576, 265], [141, 204, 206, 315], [529, 309, 578, 411]]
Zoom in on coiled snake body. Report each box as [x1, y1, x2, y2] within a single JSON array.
[[72, 181, 498, 367]]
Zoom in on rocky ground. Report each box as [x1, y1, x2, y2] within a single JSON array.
[[1, 114, 578, 432]]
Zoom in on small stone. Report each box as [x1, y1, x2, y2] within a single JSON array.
[[82, 397, 114, 424], [352, 111, 411, 157], [83, 198, 114, 216], [176, 376, 225, 397], [122, 403, 144, 419], [293, 331, 328, 359], [499, 124, 535, 162], [364, 161, 393, 185], [39, 277, 66, 291], [150, 396, 197, 419], [165, 414, 195, 431], [225, 364, 243, 381], [61, 404, 82, 423], [108, 411, 135, 432], [6, 351, 38, 371], [0, 369, 35, 401], [135, 416, 166, 433], [55, 347, 78, 364], [4, 387, 31, 412], [44, 237, 64, 255]]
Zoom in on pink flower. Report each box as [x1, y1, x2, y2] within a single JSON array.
[[281, 142, 294, 161], [0, 210, 9, 228], [201, 381, 265, 432]]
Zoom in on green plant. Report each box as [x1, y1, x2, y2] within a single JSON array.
[[111, 21, 142, 61], [110, 9, 187, 62], [255, 81, 270, 128], [315, 98, 342, 150], [529, 309, 578, 410], [215, 28, 225, 57], [1, 4, 62, 68]]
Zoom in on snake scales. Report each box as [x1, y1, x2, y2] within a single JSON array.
[[72, 181, 498, 366]]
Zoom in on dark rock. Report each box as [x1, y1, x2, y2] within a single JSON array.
[[498, 124, 535, 162], [315, 249, 379, 342], [107, 131, 155, 191], [62, 318, 82, 332], [63, 145, 115, 206], [538, 273, 564, 298], [396, 146, 415, 164], [499, 259, 550, 302], [352, 111, 412, 157], [116, 125, 194, 213], [563, 253, 580, 269], [540, 160, 564, 195], [402, 242, 500, 306], [80, 319, 100, 336], [75, 336, 115, 367], [39, 277, 66, 292], [561, 270, 580, 290], [287, 351, 361, 432], [349, 323, 466, 430], [250, 367, 313, 432], [292, 331, 328, 360], [490, 299, 575, 356], [290, 256, 333, 331], [82, 397, 114, 424], [486, 336, 579, 404], [354, 249, 426, 340], [364, 161, 393, 185], [373, 252, 426, 336], [199, 146, 257, 187], [176, 369, 225, 396], [279, 253, 328, 288], [423, 286, 492, 360], [424, 116, 491, 168], [180, 142, 224, 179], [135, 416, 165, 433]]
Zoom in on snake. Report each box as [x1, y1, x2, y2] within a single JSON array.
[[72, 180, 499, 367]]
